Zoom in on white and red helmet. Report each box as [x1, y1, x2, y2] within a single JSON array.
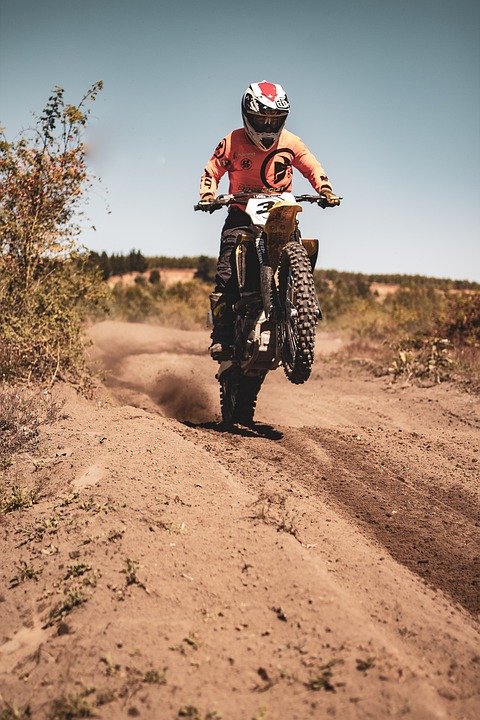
[[241, 81, 290, 151]]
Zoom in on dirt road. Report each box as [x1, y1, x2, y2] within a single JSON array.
[[1, 321, 479, 719]]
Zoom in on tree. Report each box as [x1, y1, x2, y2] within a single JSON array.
[[0, 82, 107, 383], [128, 249, 148, 273]]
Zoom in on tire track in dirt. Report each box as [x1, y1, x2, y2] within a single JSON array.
[[176, 420, 479, 616], [285, 427, 479, 616]]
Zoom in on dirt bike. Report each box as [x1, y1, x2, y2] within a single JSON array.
[[195, 192, 337, 426]]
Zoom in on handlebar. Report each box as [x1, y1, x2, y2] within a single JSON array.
[[194, 193, 342, 213]]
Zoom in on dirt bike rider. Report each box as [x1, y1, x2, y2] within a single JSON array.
[[198, 80, 341, 361]]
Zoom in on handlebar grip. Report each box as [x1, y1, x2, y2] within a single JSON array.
[[194, 202, 223, 213]]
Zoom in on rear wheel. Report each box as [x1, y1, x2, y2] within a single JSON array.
[[219, 366, 265, 425], [278, 242, 318, 384]]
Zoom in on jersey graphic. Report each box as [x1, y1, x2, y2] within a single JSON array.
[[260, 148, 295, 188], [214, 139, 227, 159]]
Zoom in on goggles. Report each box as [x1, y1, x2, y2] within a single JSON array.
[[246, 110, 287, 133]]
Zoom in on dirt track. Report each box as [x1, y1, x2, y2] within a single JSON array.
[[1, 321, 479, 719]]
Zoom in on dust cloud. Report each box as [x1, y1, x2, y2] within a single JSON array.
[[152, 371, 214, 423], [88, 322, 217, 423]]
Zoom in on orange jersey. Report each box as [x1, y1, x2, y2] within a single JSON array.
[[200, 128, 333, 206]]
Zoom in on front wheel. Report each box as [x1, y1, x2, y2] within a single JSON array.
[[219, 366, 265, 425], [278, 242, 318, 384]]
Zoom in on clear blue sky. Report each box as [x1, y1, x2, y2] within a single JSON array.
[[1, 0, 479, 280]]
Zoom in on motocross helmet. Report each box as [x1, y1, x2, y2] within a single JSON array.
[[242, 81, 290, 151]]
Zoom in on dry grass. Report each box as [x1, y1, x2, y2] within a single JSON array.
[[248, 492, 300, 541], [338, 336, 480, 391], [450, 344, 480, 392], [0, 384, 62, 515], [0, 384, 62, 469]]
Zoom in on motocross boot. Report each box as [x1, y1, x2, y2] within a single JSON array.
[[209, 292, 235, 361]]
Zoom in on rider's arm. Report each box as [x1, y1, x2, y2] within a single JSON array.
[[290, 134, 334, 195], [199, 135, 232, 200]]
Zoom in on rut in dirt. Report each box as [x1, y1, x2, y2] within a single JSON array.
[[183, 421, 480, 616], [290, 427, 480, 616]]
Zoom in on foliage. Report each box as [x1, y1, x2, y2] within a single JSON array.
[[49, 691, 93, 719], [89, 252, 217, 283], [88, 252, 204, 278], [0, 706, 31, 720], [149, 268, 161, 284], [146, 255, 201, 269], [317, 269, 480, 291], [108, 279, 211, 329], [195, 254, 216, 282], [314, 270, 376, 322], [0, 83, 107, 383], [1, 484, 41, 513], [89, 248, 148, 279], [383, 285, 447, 336], [0, 384, 61, 468], [388, 337, 453, 384], [311, 270, 479, 388], [441, 292, 480, 345], [90, 253, 480, 290]]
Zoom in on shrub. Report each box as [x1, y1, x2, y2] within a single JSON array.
[[109, 281, 164, 322], [108, 279, 211, 329], [149, 269, 161, 285], [383, 285, 447, 337], [442, 293, 480, 345], [0, 83, 107, 383], [195, 255, 216, 283], [388, 337, 453, 385]]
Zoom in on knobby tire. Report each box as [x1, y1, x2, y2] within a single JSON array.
[[220, 367, 265, 426], [279, 241, 318, 384]]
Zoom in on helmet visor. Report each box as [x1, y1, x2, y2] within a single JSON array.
[[246, 110, 287, 134]]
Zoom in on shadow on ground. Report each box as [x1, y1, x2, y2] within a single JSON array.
[[183, 420, 284, 441]]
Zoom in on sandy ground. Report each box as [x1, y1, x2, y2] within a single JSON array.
[[1, 320, 479, 720]]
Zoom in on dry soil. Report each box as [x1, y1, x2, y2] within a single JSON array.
[[1, 321, 479, 720]]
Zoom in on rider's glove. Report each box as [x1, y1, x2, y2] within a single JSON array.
[[199, 193, 215, 203], [321, 189, 341, 207], [197, 194, 217, 213]]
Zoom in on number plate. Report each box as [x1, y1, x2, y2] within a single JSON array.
[[245, 193, 296, 225]]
